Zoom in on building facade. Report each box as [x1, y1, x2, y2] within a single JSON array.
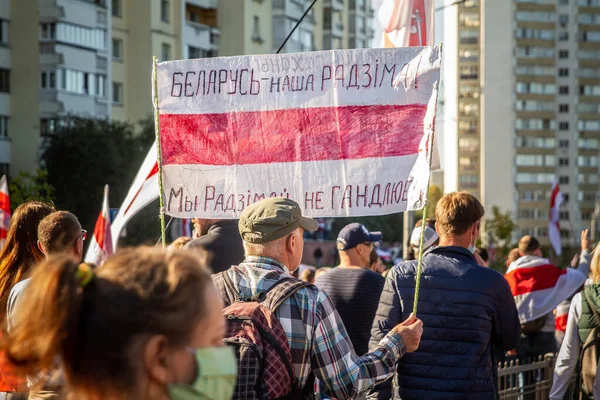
[[4, 0, 373, 177], [444, 0, 600, 245]]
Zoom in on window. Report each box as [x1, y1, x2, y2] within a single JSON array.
[[459, 49, 479, 62], [516, 66, 554, 76], [559, 104, 569, 113], [563, 194, 569, 203], [516, 11, 555, 22], [580, 84, 600, 96], [516, 47, 554, 59], [579, 191, 597, 203], [112, 82, 123, 104], [559, 14, 569, 25], [582, 211, 592, 221], [515, 118, 555, 130], [0, 20, 8, 45], [0, 69, 9, 93], [559, 176, 569, 184], [559, 157, 569, 166], [0, 116, 8, 138], [515, 28, 554, 40], [559, 139, 569, 148], [459, 30, 479, 45], [161, 43, 171, 61], [559, 85, 569, 94], [40, 71, 56, 89], [252, 16, 262, 42], [559, 211, 570, 220], [558, 31, 569, 41], [161, 0, 170, 22], [559, 121, 569, 131], [579, 120, 600, 130], [516, 136, 556, 148], [112, 38, 122, 61], [516, 173, 554, 184], [558, 68, 569, 77], [112, 0, 121, 16], [578, 155, 599, 167], [561, 229, 571, 239], [579, 138, 599, 148], [459, 175, 479, 189], [559, 50, 569, 59], [516, 154, 555, 167], [459, 65, 479, 80], [40, 23, 56, 40], [516, 82, 556, 94], [515, 100, 554, 112], [54, 23, 106, 50]]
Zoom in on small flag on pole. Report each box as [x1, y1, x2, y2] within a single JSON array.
[[548, 178, 564, 256], [0, 175, 10, 250], [110, 142, 159, 250], [85, 185, 114, 265], [378, 0, 434, 48]]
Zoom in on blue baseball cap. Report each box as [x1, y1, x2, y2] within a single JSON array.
[[336, 223, 383, 250]]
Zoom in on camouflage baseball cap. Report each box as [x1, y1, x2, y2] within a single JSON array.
[[239, 197, 318, 243]]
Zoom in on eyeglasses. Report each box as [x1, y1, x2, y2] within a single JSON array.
[[363, 242, 374, 248], [81, 229, 87, 241]]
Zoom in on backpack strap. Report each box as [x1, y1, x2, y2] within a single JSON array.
[[262, 278, 313, 312], [212, 271, 238, 306], [584, 289, 600, 326]]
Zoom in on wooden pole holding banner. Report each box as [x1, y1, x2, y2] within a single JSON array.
[[412, 72, 441, 316], [152, 56, 167, 248]]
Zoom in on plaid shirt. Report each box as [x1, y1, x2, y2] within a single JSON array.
[[223, 256, 405, 400]]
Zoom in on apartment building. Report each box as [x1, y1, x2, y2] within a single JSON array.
[[4, 0, 373, 178], [443, 0, 600, 245]]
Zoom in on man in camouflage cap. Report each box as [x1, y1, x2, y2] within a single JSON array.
[[213, 197, 423, 399]]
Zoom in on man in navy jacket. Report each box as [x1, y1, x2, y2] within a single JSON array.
[[369, 191, 520, 399]]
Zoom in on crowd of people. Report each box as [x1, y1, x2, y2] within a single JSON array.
[[0, 191, 596, 399]]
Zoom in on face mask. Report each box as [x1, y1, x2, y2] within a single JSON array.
[[168, 346, 237, 400], [468, 226, 476, 254]]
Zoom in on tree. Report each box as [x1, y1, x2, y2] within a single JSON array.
[[9, 169, 55, 210], [485, 206, 515, 248], [41, 116, 155, 243], [484, 206, 516, 273], [414, 185, 443, 221]]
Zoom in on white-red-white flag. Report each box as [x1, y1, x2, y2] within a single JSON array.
[[110, 142, 159, 250], [549, 178, 564, 256], [0, 175, 10, 250], [85, 185, 114, 265], [156, 48, 441, 218], [377, 0, 434, 48]]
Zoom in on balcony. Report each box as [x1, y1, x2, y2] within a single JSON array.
[[40, 50, 64, 66], [40, 90, 64, 114], [183, 21, 219, 50], [186, 0, 217, 8], [324, 0, 344, 12], [39, 0, 65, 21]]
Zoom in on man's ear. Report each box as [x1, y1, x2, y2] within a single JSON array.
[[37, 241, 46, 255]]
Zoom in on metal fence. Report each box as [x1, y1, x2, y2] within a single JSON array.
[[498, 354, 580, 400]]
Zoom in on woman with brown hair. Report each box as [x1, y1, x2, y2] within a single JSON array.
[[0, 201, 55, 316], [2, 248, 235, 400], [0, 201, 54, 397]]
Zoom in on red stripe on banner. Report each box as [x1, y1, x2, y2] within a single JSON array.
[[555, 314, 568, 331], [0, 229, 6, 240], [505, 264, 567, 296], [0, 192, 9, 214], [160, 104, 427, 166]]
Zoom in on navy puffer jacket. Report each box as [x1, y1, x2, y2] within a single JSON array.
[[369, 246, 520, 400]]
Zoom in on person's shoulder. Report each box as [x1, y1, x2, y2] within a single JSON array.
[[361, 268, 385, 282], [9, 278, 31, 298]]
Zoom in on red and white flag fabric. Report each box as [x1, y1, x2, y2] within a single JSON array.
[[85, 185, 114, 265], [377, 0, 434, 48], [170, 218, 192, 239], [0, 175, 10, 250], [549, 179, 564, 256], [505, 256, 586, 324], [110, 142, 159, 249], [156, 47, 441, 218]]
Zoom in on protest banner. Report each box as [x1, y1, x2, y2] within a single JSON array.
[[154, 46, 441, 219]]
